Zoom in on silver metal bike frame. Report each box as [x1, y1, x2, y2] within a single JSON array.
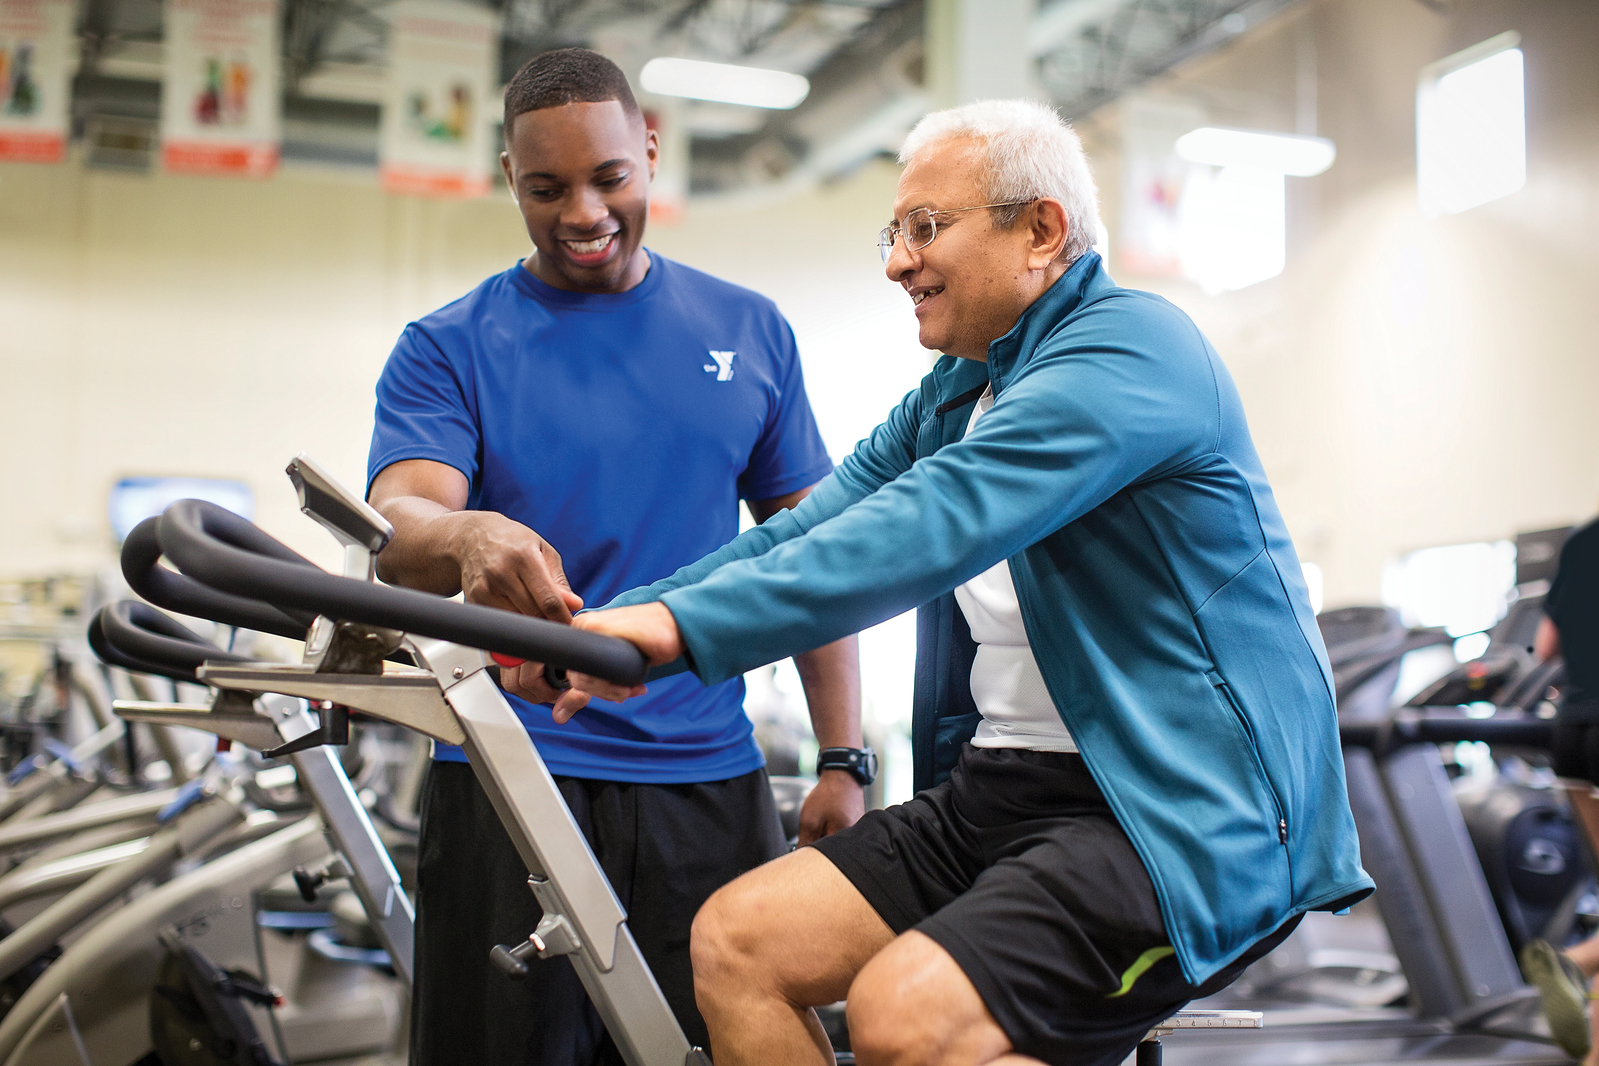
[[201, 642, 708, 1066], [113, 694, 416, 986]]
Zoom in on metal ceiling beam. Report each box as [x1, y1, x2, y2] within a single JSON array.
[[1036, 0, 1309, 120]]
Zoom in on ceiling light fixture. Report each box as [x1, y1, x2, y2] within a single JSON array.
[[1174, 126, 1337, 176], [640, 58, 810, 110]]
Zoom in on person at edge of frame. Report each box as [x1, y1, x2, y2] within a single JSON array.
[[1521, 512, 1599, 1065], [543, 99, 1376, 1066], [363, 48, 865, 1066]]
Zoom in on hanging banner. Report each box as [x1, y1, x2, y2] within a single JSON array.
[[379, 0, 498, 197], [0, 0, 76, 164], [160, 0, 280, 177], [1117, 97, 1204, 278]]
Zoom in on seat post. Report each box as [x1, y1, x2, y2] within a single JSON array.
[[1136, 1036, 1162, 1065]]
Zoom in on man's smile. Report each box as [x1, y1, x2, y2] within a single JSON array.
[[910, 285, 945, 314], [560, 232, 619, 265]]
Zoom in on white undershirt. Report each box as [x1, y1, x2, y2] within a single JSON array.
[[953, 387, 1078, 752]]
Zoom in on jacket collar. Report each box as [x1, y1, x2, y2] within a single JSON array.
[[985, 251, 1106, 394]]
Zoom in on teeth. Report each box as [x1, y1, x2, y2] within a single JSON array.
[[913, 288, 943, 306], [565, 234, 616, 255]]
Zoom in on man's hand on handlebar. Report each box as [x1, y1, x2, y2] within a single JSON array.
[[500, 659, 571, 705], [370, 460, 583, 624], [548, 604, 685, 723], [452, 512, 583, 623]]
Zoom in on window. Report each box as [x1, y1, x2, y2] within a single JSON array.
[[1380, 540, 1516, 637], [109, 476, 254, 543], [1417, 32, 1525, 217]]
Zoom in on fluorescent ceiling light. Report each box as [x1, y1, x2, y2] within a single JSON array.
[[1416, 33, 1525, 217], [640, 58, 809, 110], [1174, 127, 1336, 176]]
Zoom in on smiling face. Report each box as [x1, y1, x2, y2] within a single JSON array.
[[500, 100, 658, 294], [885, 137, 1068, 361]]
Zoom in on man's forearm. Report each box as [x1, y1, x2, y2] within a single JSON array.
[[794, 635, 863, 749], [373, 496, 470, 594]]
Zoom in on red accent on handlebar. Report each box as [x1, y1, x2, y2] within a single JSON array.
[[490, 653, 525, 669]]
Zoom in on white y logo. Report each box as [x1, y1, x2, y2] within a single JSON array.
[[703, 350, 736, 381]]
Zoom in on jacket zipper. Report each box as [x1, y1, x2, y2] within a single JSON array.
[[1213, 677, 1289, 846]]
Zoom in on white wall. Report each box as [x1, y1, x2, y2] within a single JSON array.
[[1078, 0, 1599, 607], [0, 154, 926, 579], [5, 0, 1597, 619]]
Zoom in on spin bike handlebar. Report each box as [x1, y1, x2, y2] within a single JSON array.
[[157, 500, 650, 687], [96, 601, 254, 681], [89, 608, 196, 685], [122, 517, 316, 640]]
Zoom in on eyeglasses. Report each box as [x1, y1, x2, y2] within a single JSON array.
[[877, 201, 1035, 263]]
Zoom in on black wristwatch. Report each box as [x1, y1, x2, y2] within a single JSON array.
[[816, 747, 878, 787]]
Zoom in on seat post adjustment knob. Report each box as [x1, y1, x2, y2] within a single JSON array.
[[490, 934, 546, 980]]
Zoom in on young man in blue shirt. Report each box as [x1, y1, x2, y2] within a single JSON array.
[[365, 48, 864, 1065], [563, 100, 1372, 1066]]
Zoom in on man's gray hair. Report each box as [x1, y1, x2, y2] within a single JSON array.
[[899, 98, 1102, 266]]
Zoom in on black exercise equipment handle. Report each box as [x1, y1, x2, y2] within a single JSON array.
[[89, 608, 198, 685], [100, 600, 254, 677], [158, 500, 649, 687], [1340, 711, 1553, 753], [122, 517, 316, 640], [1332, 628, 1457, 704]]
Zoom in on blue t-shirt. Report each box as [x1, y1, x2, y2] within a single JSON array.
[[367, 253, 834, 782]]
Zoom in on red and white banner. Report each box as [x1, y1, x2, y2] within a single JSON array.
[[0, 0, 75, 164], [160, 0, 280, 177], [379, 0, 498, 198]]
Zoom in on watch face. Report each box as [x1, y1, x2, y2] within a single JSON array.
[[818, 748, 876, 785]]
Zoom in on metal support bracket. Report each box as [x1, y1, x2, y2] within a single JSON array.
[[200, 664, 466, 747]]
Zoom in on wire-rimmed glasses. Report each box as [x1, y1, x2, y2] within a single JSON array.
[[877, 201, 1036, 263]]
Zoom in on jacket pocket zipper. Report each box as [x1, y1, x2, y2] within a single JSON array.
[[1212, 676, 1288, 846]]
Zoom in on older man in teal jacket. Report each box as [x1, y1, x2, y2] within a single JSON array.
[[553, 99, 1372, 1066]]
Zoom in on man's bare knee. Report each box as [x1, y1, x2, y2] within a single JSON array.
[[848, 984, 923, 1066], [846, 932, 1012, 1066], [691, 878, 766, 993]]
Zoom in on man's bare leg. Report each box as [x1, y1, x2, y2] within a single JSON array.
[[693, 848, 895, 1066], [846, 929, 1045, 1066]]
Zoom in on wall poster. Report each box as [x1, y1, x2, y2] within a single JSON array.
[[161, 0, 280, 177], [0, 0, 76, 163], [380, 0, 498, 197]]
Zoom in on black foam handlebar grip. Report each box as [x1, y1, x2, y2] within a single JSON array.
[[100, 600, 254, 678], [1340, 712, 1553, 752], [158, 500, 649, 687], [122, 517, 316, 640], [88, 608, 199, 685]]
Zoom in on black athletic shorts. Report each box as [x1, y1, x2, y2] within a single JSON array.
[[410, 759, 786, 1066], [812, 745, 1299, 1066], [1553, 721, 1599, 786]]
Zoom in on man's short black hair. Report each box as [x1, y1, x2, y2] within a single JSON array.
[[502, 47, 642, 141]]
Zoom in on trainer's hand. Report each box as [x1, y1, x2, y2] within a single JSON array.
[[500, 659, 567, 705], [451, 513, 583, 623], [798, 771, 865, 846], [549, 604, 685, 724]]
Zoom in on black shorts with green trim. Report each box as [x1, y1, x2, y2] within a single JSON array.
[[810, 745, 1299, 1066]]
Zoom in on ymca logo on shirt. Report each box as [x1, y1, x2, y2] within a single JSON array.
[[703, 350, 736, 381]]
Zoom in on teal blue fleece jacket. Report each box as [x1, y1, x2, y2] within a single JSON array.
[[607, 252, 1372, 983]]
